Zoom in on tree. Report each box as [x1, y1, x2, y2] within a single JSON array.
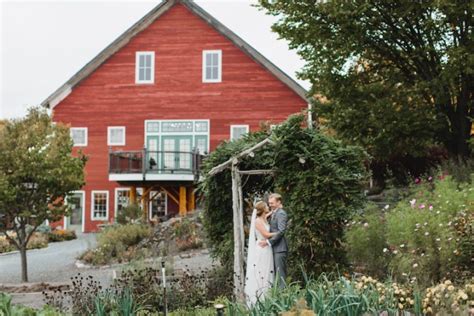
[[0, 108, 86, 282], [259, 0, 473, 161]]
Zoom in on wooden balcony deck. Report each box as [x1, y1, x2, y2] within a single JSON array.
[[108, 149, 204, 182]]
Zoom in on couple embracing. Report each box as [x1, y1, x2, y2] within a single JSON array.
[[244, 193, 288, 305]]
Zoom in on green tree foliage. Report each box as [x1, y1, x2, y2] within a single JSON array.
[[0, 107, 86, 282], [259, 0, 473, 164], [200, 115, 368, 278]]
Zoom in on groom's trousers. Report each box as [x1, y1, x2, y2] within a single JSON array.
[[274, 251, 287, 288]]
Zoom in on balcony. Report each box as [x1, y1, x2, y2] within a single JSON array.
[[108, 149, 204, 183]]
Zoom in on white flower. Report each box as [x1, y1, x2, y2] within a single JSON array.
[[383, 248, 388, 253], [384, 204, 390, 210], [425, 232, 429, 236], [393, 250, 398, 254], [363, 222, 369, 228], [400, 244, 405, 248], [436, 211, 440, 214], [436, 238, 441, 242], [424, 222, 428, 226], [413, 263, 418, 268], [410, 199, 416, 207]]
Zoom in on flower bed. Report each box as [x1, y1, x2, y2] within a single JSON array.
[[47, 229, 77, 242]]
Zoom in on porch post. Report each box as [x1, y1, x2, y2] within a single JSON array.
[[179, 186, 187, 216], [142, 188, 149, 221], [187, 187, 195, 212], [130, 186, 137, 205]]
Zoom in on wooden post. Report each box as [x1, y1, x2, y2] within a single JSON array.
[[130, 186, 137, 205], [187, 187, 195, 212], [231, 160, 245, 303], [179, 186, 187, 216], [142, 188, 149, 221]]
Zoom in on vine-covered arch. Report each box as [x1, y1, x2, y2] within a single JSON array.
[[200, 114, 368, 299]]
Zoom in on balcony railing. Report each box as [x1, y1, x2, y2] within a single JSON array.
[[109, 148, 204, 181]]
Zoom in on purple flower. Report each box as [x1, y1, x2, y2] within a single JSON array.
[[415, 178, 421, 184]]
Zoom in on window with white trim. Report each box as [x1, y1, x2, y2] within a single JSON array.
[[115, 188, 143, 218], [108, 126, 126, 146], [92, 191, 108, 220], [230, 125, 249, 141], [135, 52, 155, 84], [115, 188, 130, 216], [70, 128, 88, 147], [202, 50, 222, 83]]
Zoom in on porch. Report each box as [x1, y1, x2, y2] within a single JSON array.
[[109, 149, 205, 216]]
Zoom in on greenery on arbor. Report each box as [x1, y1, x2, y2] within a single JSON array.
[[200, 115, 368, 278], [259, 0, 473, 179], [0, 107, 86, 282]]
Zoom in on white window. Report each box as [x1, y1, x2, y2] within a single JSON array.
[[202, 50, 222, 83], [70, 128, 88, 147], [115, 188, 130, 216], [230, 125, 249, 141], [108, 126, 126, 146], [135, 52, 155, 84], [91, 191, 109, 220]]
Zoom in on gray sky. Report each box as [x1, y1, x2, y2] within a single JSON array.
[[0, 0, 310, 120]]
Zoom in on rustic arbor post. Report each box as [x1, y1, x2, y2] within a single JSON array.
[[231, 159, 245, 302], [208, 137, 275, 303]]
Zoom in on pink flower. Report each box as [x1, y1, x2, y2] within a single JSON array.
[[419, 204, 425, 209], [429, 205, 433, 211], [415, 178, 421, 184], [428, 176, 433, 182]]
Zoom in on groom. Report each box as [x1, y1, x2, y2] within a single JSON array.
[[258, 193, 288, 288]]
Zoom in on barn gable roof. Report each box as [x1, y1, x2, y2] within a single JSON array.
[[41, 0, 309, 109]]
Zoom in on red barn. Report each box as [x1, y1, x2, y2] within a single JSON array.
[[42, 0, 308, 233]]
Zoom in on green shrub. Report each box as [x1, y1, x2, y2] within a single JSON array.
[[79, 224, 152, 265], [116, 203, 142, 225], [0, 236, 15, 253], [173, 218, 204, 251], [344, 203, 390, 279], [385, 175, 473, 286], [1, 292, 63, 316], [27, 232, 48, 250], [345, 174, 473, 286], [47, 229, 76, 242]]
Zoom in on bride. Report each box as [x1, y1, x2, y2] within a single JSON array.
[[244, 201, 275, 306]]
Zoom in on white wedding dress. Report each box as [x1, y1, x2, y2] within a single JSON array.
[[244, 209, 274, 306]]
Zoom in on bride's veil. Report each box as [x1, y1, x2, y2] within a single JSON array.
[[244, 208, 257, 304]]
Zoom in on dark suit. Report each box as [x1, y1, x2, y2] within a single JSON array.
[[268, 208, 288, 287]]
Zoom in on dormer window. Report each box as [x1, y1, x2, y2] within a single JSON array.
[[135, 52, 155, 84], [202, 50, 222, 83]]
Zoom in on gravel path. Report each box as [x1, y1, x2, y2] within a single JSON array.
[[0, 233, 215, 309], [0, 233, 99, 284]]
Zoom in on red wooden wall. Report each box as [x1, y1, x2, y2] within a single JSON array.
[[52, 3, 307, 232]]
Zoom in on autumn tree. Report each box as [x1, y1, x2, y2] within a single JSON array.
[[259, 0, 473, 169], [0, 108, 86, 282]]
